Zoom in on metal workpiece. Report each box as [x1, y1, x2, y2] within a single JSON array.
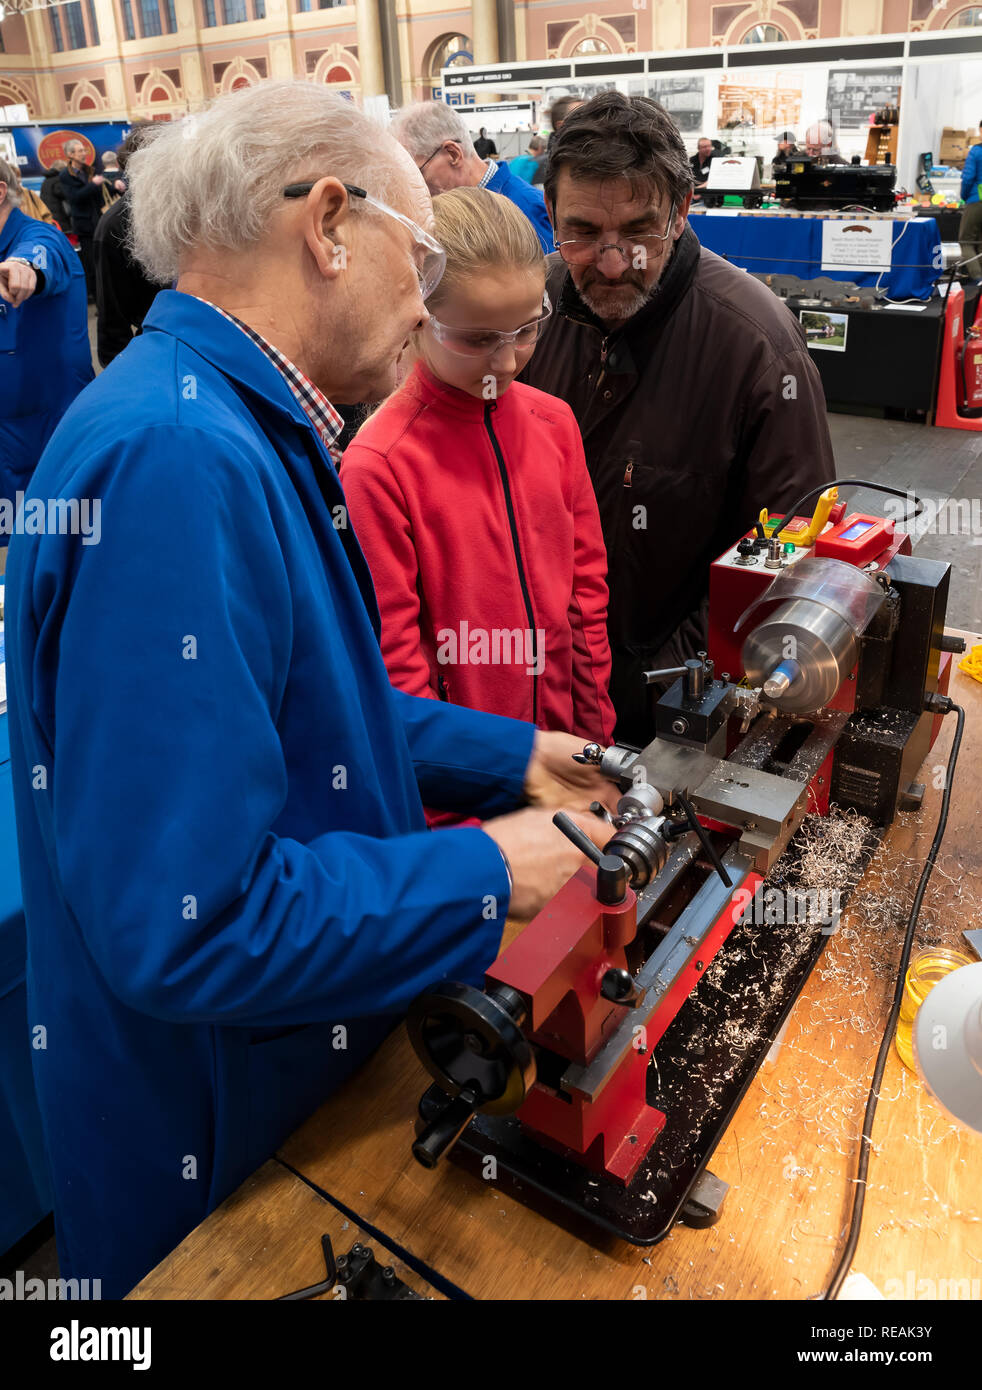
[[729, 683, 763, 734], [560, 844, 756, 1103]]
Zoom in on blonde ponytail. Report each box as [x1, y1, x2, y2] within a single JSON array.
[[427, 185, 544, 308]]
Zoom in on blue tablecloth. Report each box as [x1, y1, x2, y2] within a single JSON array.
[[689, 211, 941, 300], [0, 710, 53, 1254]]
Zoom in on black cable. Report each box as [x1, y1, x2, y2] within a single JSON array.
[[822, 701, 965, 1301], [766, 478, 925, 540]]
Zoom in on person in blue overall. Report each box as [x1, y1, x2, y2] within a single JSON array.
[[3, 81, 611, 1299], [0, 158, 93, 544]]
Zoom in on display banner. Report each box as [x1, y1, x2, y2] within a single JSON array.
[[0, 121, 132, 178]]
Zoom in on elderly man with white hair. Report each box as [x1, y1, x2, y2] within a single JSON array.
[[392, 100, 554, 253], [4, 81, 610, 1297]]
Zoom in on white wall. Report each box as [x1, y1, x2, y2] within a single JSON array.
[[899, 59, 982, 188]]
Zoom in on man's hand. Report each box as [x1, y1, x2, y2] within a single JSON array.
[[483, 806, 610, 920], [0, 259, 38, 307], [523, 729, 617, 813], [113, 180, 126, 193], [92, 174, 105, 186]]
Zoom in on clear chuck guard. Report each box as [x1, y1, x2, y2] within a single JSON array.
[[735, 557, 887, 714]]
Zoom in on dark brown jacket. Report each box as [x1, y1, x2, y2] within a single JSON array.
[[519, 225, 836, 744]]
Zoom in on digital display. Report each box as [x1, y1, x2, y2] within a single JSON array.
[[839, 520, 873, 542]]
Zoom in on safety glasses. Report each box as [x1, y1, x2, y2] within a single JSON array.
[[282, 180, 446, 299], [427, 292, 553, 357]]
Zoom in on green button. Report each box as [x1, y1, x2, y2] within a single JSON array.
[[783, 541, 796, 554]]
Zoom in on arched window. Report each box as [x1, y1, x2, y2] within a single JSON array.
[[740, 23, 788, 43], [571, 37, 611, 57], [425, 32, 473, 98], [945, 6, 982, 24], [429, 33, 473, 76]]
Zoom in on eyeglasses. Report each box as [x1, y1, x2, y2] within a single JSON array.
[[554, 202, 677, 266], [417, 145, 446, 175], [427, 293, 553, 357], [282, 179, 446, 299]]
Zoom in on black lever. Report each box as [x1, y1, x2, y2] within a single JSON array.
[[675, 792, 733, 888], [553, 812, 628, 906], [412, 1086, 481, 1169]]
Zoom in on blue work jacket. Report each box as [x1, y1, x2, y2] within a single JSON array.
[[961, 144, 982, 205], [487, 160, 555, 255], [0, 207, 93, 510], [4, 289, 534, 1298]]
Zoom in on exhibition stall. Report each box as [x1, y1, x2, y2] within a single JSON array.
[[441, 29, 982, 422]]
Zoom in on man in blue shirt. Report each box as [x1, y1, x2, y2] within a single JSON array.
[[392, 101, 555, 255], [511, 135, 547, 186], [0, 157, 93, 543], [959, 130, 982, 278], [4, 81, 609, 1298]]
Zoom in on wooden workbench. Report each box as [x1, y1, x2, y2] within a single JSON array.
[[135, 644, 982, 1301], [127, 1159, 444, 1300]]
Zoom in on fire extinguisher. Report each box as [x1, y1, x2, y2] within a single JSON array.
[[957, 325, 982, 418]]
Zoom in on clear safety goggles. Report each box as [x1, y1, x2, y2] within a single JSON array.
[[427, 292, 553, 357]]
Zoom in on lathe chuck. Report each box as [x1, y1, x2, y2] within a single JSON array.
[[742, 596, 857, 714]]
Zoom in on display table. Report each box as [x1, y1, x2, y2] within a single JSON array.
[[914, 205, 962, 244], [785, 281, 979, 419], [689, 209, 941, 300], [132, 648, 982, 1301]]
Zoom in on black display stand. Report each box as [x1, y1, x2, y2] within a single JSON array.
[[789, 283, 979, 419]]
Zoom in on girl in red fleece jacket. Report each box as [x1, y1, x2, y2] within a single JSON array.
[[341, 185, 615, 744]]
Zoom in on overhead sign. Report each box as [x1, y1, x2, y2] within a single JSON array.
[[444, 62, 571, 89]]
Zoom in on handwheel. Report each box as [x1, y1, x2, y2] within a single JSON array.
[[406, 980, 536, 1117]]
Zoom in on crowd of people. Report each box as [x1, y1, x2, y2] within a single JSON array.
[[0, 80, 834, 1296]]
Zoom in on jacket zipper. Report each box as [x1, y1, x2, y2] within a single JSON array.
[[484, 402, 539, 725], [437, 672, 450, 702], [623, 460, 634, 487], [596, 335, 610, 391]]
